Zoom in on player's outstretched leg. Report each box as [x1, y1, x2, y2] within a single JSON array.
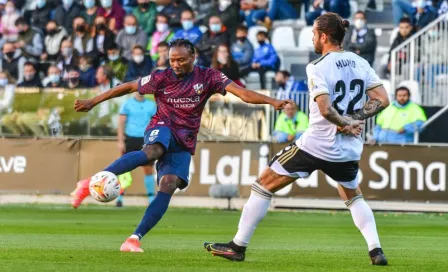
[[204, 168, 294, 261], [120, 174, 181, 252], [70, 144, 164, 208], [340, 186, 388, 266]]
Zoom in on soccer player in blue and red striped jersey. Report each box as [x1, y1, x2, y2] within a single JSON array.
[[71, 39, 293, 252]]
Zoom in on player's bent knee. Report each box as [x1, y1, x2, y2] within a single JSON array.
[[142, 144, 164, 162], [158, 175, 180, 194]]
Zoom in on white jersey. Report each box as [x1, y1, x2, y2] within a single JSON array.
[[296, 51, 382, 162]]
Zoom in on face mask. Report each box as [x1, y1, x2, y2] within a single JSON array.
[[133, 55, 144, 63], [18, 28, 27, 35], [63, 0, 73, 8], [258, 40, 265, 46], [37, 0, 46, 9], [182, 20, 194, 31], [210, 23, 222, 33], [219, 0, 232, 10], [24, 72, 35, 81], [217, 55, 227, 64], [354, 19, 366, 30], [237, 37, 246, 43], [48, 29, 57, 36], [5, 52, 15, 59], [101, 0, 112, 8], [49, 74, 60, 84], [84, 0, 95, 9], [125, 26, 137, 35], [96, 23, 107, 32], [62, 48, 73, 57], [69, 77, 79, 85], [76, 25, 86, 33], [108, 54, 119, 61], [0, 78, 8, 86], [193, 58, 198, 65], [5, 6, 15, 14], [156, 23, 168, 33]]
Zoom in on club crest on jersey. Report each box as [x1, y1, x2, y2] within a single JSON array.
[[193, 83, 204, 94]]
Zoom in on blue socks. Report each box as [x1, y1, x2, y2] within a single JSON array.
[[144, 175, 155, 203], [133, 191, 172, 239], [104, 151, 149, 176]]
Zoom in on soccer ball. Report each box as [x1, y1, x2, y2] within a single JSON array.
[[89, 171, 121, 202]]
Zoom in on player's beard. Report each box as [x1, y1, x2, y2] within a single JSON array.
[[314, 39, 323, 54]]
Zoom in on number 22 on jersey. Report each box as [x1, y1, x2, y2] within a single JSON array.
[[332, 79, 365, 115]]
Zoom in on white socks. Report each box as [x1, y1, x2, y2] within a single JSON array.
[[347, 196, 381, 251], [233, 182, 273, 247], [130, 234, 140, 240]]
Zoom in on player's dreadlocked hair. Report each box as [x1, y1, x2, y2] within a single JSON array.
[[169, 38, 195, 55], [315, 12, 350, 46]]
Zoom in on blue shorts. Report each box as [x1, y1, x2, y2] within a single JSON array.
[[144, 126, 191, 189]]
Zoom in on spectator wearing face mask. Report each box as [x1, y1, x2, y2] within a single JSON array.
[[81, 0, 99, 26], [63, 67, 87, 89], [211, 44, 244, 87], [124, 45, 153, 82], [54, 0, 82, 34], [56, 39, 80, 79], [71, 16, 94, 56], [196, 16, 231, 66], [105, 43, 128, 81], [42, 21, 69, 63], [14, 17, 44, 62], [0, 42, 26, 82], [92, 16, 116, 64], [1, 1, 20, 41], [45, 65, 63, 88], [116, 15, 148, 62], [231, 25, 254, 77], [161, 0, 193, 30], [342, 11, 377, 66], [155, 41, 170, 69], [206, 0, 240, 38], [98, 0, 126, 35], [79, 55, 97, 87], [252, 30, 280, 90], [172, 10, 203, 45], [25, 0, 51, 32], [133, 0, 157, 35], [18, 62, 43, 88], [148, 14, 174, 61]]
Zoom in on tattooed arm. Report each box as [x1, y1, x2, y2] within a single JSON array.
[[351, 85, 390, 120]]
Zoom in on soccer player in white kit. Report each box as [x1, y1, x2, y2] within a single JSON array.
[[205, 13, 390, 266]]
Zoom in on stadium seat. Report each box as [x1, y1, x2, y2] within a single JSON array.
[[298, 26, 314, 50], [248, 26, 268, 49], [389, 27, 399, 45], [272, 26, 296, 50], [291, 64, 307, 80], [398, 80, 421, 105]]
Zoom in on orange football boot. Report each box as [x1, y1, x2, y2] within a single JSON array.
[[70, 178, 91, 208], [120, 238, 144, 252]]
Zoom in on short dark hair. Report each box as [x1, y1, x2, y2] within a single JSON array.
[[132, 45, 145, 53], [15, 17, 27, 26], [107, 43, 119, 51], [24, 61, 36, 70], [396, 86, 411, 96], [399, 17, 412, 25], [181, 9, 195, 18], [257, 31, 268, 37], [315, 12, 350, 46], [278, 70, 291, 78], [67, 66, 80, 73], [355, 11, 367, 19], [157, 14, 170, 22], [158, 41, 169, 48], [169, 38, 195, 55]]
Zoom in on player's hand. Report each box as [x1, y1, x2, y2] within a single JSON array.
[[74, 99, 95, 112], [118, 140, 125, 154], [338, 119, 365, 137], [272, 99, 295, 110]]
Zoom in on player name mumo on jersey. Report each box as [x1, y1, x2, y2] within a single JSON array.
[[335, 59, 356, 69]]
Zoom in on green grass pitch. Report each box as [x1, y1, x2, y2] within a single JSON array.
[[1, 204, 448, 272]]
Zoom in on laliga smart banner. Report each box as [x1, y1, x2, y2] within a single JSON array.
[[0, 138, 80, 192], [180, 143, 448, 202]]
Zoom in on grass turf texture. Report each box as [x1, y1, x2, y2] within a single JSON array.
[[1, 205, 448, 272]]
